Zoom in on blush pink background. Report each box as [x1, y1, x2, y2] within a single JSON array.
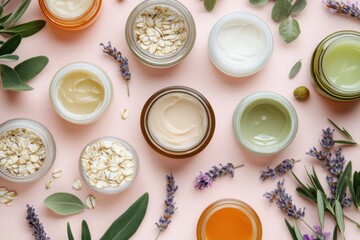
[[1, 0, 360, 239]]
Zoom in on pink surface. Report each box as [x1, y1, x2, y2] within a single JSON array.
[[1, 0, 360, 239]]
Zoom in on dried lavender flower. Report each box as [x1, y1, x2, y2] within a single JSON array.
[[155, 174, 178, 240], [323, 0, 360, 20], [26, 204, 50, 240], [303, 225, 331, 240], [260, 159, 299, 181], [100, 42, 131, 97], [264, 179, 305, 220], [320, 127, 335, 149], [194, 163, 244, 190]]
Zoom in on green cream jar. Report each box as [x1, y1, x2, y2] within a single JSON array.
[[311, 30, 360, 101], [232, 92, 298, 155]]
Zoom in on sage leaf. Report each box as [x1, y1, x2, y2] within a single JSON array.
[[291, 0, 307, 15], [272, 0, 292, 22], [336, 161, 352, 202], [44, 192, 86, 216], [4, 0, 30, 28], [279, 17, 301, 43], [316, 189, 325, 229], [0, 20, 46, 38], [100, 192, 149, 240], [0, 54, 18, 61], [14, 56, 49, 83], [82, 220, 91, 240], [293, 220, 303, 240], [67, 222, 75, 240], [289, 59, 301, 79], [0, 64, 32, 91], [0, 34, 21, 55], [249, 0, 268, 6], [334, 200, 345, 235], [204, 0, 217, 12], [284, 219, 297, 240]]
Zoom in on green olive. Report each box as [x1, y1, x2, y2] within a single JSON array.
[[293, 86, 309, 100]]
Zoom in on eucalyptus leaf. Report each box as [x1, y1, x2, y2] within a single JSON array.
[[0, 34, 21, 55], [316, 189, 325, 229], [204, 0, 217, 12], [4, 0, 30, 27], [272, 0, 292, 22], [0, 20, 46, 38], [44, 192, 86, 216], [291, 0, 307, 15], [0, 54, 18, 61], [335, 161, 352, 202], [284, 219, 297, 240], [14, 56, 48, 83], [334, 200, 345, 235], [100, 192, 149, 240], [0, 64, 32, 91], [67, 222, 75, 240], [289, 59, 301, 79], [249, 0, 268, 6], [82, 220, 91, 240], [293, 220, 303, 240], [279, 17, 300, 43]]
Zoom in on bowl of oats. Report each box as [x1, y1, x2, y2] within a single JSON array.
[[79, 136, 138, 194], [0, 118, 56, 183]]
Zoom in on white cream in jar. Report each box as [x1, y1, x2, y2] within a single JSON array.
[[44, 0, 93, 19], [209, 12, 273, 77], [148, 92, 208, 151]]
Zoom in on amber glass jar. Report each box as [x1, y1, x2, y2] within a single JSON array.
[[38, 0, 102, 30], [197, 199, 262, 240]]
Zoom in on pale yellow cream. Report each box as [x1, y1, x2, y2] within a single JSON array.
[[57, 69, 104, 115], [148, 93, 208, 151], [45, 0, 93, 19]]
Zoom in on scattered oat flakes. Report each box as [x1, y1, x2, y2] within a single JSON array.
[[85, 194, 96, 210], [0, 187, 17, 206], [121, 109, 129, 120], [52, 169, 62, 179], [72, 179, 82, 190], [45, 180, 53, 190]]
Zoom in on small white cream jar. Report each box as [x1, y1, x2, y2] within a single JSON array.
[[49, 62, 113, 124], [209, 12, 273, 77]]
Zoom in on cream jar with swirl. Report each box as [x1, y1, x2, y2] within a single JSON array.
[[140, 86, 215, 158], [39, 0, 102, 30], [49, 62, 113, 124]]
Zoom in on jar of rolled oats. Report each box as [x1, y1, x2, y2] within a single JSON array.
[[0, 119, 56, 183], [125, 0, 196, 68]]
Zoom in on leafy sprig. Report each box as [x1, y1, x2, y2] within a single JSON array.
[[327, 119, 358, 145]]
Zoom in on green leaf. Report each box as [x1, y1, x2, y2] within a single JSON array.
[[82, 220, 91, 240], [347, 177, 359, 209], [4, 0, 31, 27], [328, 118, 356, 143], [284, 219, 298, 240], [272, 0, 292, 22], [0, 54, 19, 61], [204, 0, 217, 12], [354, 171, 360, 199], [289, 59, 301, 79], [333, 140, 358, 145], [0, 5, 3, 17], [43, 192, 86, 216], [0, 64, 32, 91], [316, 189, 325, 229], [0, 13, 11, 25], [310, 167, 326, 195], [296, 187, 317, 202], [336, 161, 352, 202], [249, 0, 268, 6], [67, 222, 75, 240], [293, 220, 303, 240], [0, 34, 21, 55], [334, 200, 345, 235], [100, 192, 149, 240], [279, 17, 301, 43], [291, 0, 307, 14], [0, 20, 46, 38], [333, 225, 338, 240], [14, 56, 48, 83]]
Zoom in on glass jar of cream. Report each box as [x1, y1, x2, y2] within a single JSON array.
[[49, 62, 113, 124], [125, 0, 196, 68], [38, 0, 102, 30], [140, 86, 215, 158], [233, 92, 298, 155], [197, 199, 262, 240], [208, 12, 273, 77], [311, 30, 360, 101], [0, 118, 56, 183]]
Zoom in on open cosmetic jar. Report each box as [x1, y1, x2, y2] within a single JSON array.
[[311, 30, 360, 101], [0, 118, 56, 183], [208, 12, 273, 77], [79, 137, 138, 194], [197, 199, 262, 240], [140, 86, 215, 158], [38, 0, 102, 30], [125, 0, 196, 68], [49, 62, 113, 124], [233, 92, 298, 155]]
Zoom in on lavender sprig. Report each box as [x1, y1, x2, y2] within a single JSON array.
[[264, 179, 305, 220], [100, 42, 131, 97], [323, 0, 360, 20], [303, 225, 331, 240], [260, 159, 299, 181], [194, 163, 244, 190], [26, 204, 50, 240], [155, 174, 178, 240]]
